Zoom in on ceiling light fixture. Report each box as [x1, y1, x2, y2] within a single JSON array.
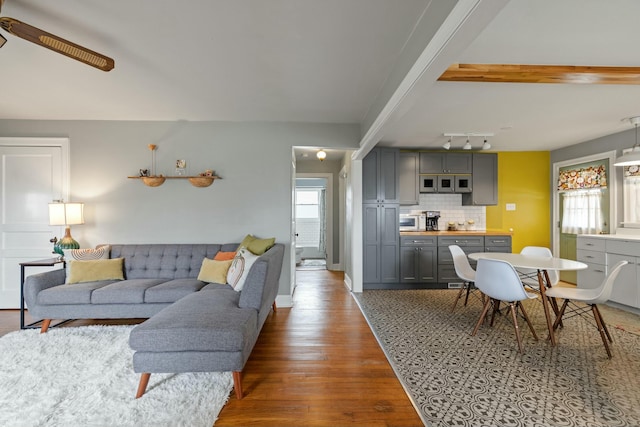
[[614, 116, 640, 167], [443, 133, 494, 150], [316, 150, 327, 161]]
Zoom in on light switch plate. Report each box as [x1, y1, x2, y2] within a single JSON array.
[[506, 203, 516, 211]]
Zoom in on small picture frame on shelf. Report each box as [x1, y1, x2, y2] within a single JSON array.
[[175, 159, 187, 176]]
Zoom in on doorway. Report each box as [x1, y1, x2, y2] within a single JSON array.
[[295, 177, 329, 270], [553, 151, 617, 283]]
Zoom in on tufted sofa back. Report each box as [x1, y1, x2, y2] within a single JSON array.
[[110, 244, 239, 280]]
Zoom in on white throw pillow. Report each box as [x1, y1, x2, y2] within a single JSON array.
[[226, 247, 259, 291], [63, 246, 111, 284]]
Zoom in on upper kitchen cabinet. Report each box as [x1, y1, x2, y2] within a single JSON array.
[[462, 153, 498, 206], [363, 148, 400, 204], [399, 151, 419, 205], [419, 152, 472, 174]]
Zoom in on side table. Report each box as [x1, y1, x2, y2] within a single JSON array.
[[20, 258, 66, 330]]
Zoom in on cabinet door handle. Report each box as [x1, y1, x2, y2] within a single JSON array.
[[585, 255, 594, 259], [455, 240, 469, 244], [492, 240, 506, 243], [594, 269, 605, 273], [586, 243, 594, 246]]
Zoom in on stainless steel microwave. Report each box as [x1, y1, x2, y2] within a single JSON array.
[[399, 214, 420, 231]]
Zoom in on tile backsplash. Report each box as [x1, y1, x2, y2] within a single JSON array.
[[402, 193, 486, 230]]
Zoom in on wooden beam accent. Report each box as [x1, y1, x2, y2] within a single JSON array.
[[438, 63, 640, 85]]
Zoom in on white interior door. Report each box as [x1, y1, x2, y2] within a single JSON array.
[[0, 139, 68, 308]]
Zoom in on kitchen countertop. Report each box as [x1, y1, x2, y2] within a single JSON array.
[[580, 233, 640, 241], [400, 230, 512, 236]]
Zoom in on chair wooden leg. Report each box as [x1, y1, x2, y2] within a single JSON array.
[[472, 298, 492, 336], [451, 284, 467, 312], [592, 305, 612, 358], [518, 301, 538, 341], [509, 303, 525, 354], [490, 300, 501, 327], [135, 373, 151, 398], [463, 283, 472, 306], [553, 300, 569, 330], [233, 371, 244, 399], [593, 305, 612, 342], [40, 319, 51, 334]]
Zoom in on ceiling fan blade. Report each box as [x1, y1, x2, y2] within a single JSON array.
[[0, 17, 114, 71]]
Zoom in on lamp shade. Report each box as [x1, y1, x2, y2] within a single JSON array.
[[614, 146, 640, 166], [49, 202, 84, 226]]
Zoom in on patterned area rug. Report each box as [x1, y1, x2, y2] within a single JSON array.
[[354, 289, 640, 427]]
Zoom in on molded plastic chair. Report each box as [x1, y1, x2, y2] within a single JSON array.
[[518, 246, 559, 290], [449, 245, 478, 312], [545, 260, 628, 358], [471, 258, 539, 353]]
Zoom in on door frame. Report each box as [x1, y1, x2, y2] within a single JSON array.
[[552, 150, 617, 256]]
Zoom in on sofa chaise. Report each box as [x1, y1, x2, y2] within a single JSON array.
[[23, 242, 285, 399]]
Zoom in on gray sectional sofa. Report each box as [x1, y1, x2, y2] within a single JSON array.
[[23, 242, 285, 399]]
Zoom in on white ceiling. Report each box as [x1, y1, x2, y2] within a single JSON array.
[[2, 0, 640, 153]]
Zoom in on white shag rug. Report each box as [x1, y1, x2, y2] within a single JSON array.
[[0, 325, 233, 427]]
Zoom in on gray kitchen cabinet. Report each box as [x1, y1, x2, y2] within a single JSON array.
[[576, 235, 640, 310], [400, 235, 437, 283], [484, 235, 512, 253], [399, 151, 419, 205], [363, 148, 399, 204], [577, 236, 606, 289], [363, 204, 399, 284], [419, 152, 472, 174], [363, 148, 400, 287], [462, 153, 497, 206], [437, 235, 485, 285]]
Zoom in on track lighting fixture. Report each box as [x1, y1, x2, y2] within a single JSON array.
[[443, 133, 494, 150]]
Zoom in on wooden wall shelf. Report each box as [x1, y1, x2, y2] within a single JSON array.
[[128, 176, 221, 188]]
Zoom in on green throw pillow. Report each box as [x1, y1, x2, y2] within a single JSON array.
[[66, 258, 124, 284], [247, 237, 275, 255]]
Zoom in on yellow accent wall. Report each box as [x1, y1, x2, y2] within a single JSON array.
[[486, 152, 551, 252]]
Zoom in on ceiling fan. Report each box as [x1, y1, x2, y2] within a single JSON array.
[[0, 0, 114, 71]]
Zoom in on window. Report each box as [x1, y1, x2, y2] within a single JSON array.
[[558, 160, 608, 235], [295, 190, 319, 219]]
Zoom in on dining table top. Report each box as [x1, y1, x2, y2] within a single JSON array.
[[467, 252, 588, 271]]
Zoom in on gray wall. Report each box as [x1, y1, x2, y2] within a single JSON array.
[[0, 119, 360, 296]]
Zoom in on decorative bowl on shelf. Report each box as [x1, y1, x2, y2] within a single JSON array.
[[141, 176, 166, 187], [188, 177, 214, 187]]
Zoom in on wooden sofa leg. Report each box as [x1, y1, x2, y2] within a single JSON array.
[[40, 319, 51, 334], [233, 371, 244, 399], [136, 373, 151, 399], [272, 301, 277, 312]]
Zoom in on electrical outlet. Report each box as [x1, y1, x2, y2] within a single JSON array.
[[506, 203, 516, 211]]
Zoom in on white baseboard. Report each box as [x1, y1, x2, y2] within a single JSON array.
[[344, 273, 353, 291]]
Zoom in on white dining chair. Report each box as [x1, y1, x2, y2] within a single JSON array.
[[448, 245, 479, 312], [471, 258, 539, 353], [518, 246, 559, 290], [545, 260, 628, 358]]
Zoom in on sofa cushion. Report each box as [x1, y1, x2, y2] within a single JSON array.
[[64, 246, 110, 284], [38, 280, 118, 305], [66, 258, 124, 284], [144, 278, 208, 303], [227, 248, 259, 291], [197, 258, 232, 284], [129, 290, 257, 353], [91, 279, 166, 304]]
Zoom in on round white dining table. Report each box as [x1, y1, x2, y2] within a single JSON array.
[[467, 252, 587, 346]]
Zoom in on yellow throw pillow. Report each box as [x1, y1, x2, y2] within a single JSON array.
[[66, 258, 124, 284], [247, 237, 275, 255], [197, 258, 233, 284], [238, 234, 256, 251]]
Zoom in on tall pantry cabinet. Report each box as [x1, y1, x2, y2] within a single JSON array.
[[363, 148, 400, 287]]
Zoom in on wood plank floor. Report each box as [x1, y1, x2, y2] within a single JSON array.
[[0, 269, 423, 427]]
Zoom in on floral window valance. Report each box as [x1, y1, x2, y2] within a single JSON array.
[[624, 165, 640, 178], [558, 165, 607, 191]]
